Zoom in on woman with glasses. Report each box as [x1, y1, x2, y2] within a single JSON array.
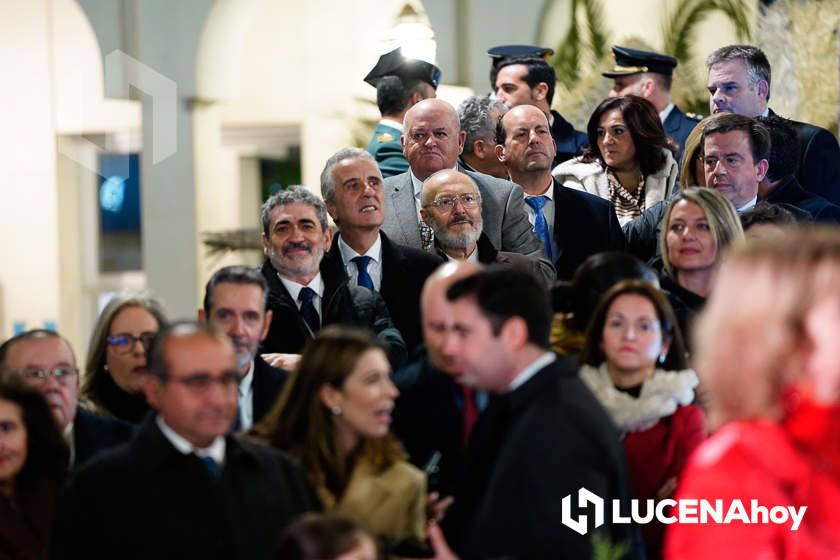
[[579, 280, 705, 558], [80, 293, 168, 423], [553, 95, 679, 225], [0, 375, 69, 560], [253, 325, 428, 556]]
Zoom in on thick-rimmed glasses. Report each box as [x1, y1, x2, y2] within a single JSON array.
[[17, 366, 78, 385], [106, 332, 155, 354]]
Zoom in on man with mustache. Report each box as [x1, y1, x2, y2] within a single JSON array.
[[199, 266, 288, 431], [496, 105, 626, 280], [381, 98, 556, 285], [420, 169, 543, 281], [259, 186, 406, 367], [706, 45, 840, 205]]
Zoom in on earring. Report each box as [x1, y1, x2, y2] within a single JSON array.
[[103, 364, 109, 371], [330, 405, 342, 416], [658, 354, 666, 364]]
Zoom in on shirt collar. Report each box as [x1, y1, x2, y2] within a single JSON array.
[[737, 196, 758, 212], [508, 352, 556, 392], [156, 415, 226, 464], [524, 179, 554, 200], [239, 360, 255, 399], [279, 272, 324, 302], [379, 118, 404, 131], [338, 233, 382, 264], [659, 103, 675, 123]]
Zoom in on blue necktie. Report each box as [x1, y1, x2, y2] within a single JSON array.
[[525, 195, 554, 262], [352, 255, 375, 290], [198, 455, 220, 480], [298, 287, 320, 334]]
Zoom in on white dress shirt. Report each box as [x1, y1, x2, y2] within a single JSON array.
[[157, 415, 226, 464], [508, 351, 556, 392], [658, 103, 675, 124], [338, 234, 383, 291], [279, 273, 325, 321], [237, 360, 255, 431]]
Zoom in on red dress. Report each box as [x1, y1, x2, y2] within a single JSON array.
[[665, 399, 840, 559]]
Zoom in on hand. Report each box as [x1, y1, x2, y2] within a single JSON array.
[[426, 492, 454, 524], [260, 353, 301, 371], [426, 522, 459, 560], [657, 476, 678, 500]]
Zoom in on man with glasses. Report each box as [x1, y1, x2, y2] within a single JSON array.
[[420, 169, 543, 280], [48, 321, 320, 560], [0, 329, 132, 468]]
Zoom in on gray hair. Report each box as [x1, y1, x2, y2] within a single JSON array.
[[458, 96, 507, 155], [261, 185, 329, 235], [319, 148, 378, 204], [706, 45, 771, 100]]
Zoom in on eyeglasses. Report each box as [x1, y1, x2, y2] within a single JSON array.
[[427, 193, 480, 212], [107, 332, 156, 354], [159, 371, 243, 392], [17, 366, 78, 384]]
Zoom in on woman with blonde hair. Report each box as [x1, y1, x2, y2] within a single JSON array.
[[658, 187, 743, 348], [81, 293, 168, 422], [677, 118, 711, 188], [253, 325, 427, 554], [665, 228, 840, 558]]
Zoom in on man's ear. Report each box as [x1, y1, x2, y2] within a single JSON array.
[[259, 309, 273, 342], [323, 226, 334, 251], [494, 143, 507, 163], [501, 316, 529, 350], [756, 79, 770, 101], [142, 375, 163, 410], [533, 82, 549, 102], [261, 232, 270, 256], [755, 159, 769, 183], [326, 201, 338, 222]]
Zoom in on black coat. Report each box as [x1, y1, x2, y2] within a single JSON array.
[[445, 356, 641, 558], [764, 175, 840, 225], [327, 232, 443, 353], [770, 110, 840, 206], [48, 416, 320, 560], [391, 349, 469, 497], [259, 255, 407, 367], [552, 179, 627, 280], [251, 355, 289, 424], [551, 109, 589, 167], [73, 407, 133, 469]]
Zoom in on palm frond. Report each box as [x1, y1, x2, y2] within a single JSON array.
[[582, 0, 610, 60], [662, 0, 751, 63], [552, 0, 582, 89]]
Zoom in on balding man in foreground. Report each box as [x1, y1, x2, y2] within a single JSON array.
[[381, 98, 555, 284]]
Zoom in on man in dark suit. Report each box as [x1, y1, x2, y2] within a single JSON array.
[[199, 266, 289, 431], [603, 45, 702, 164], [364, 48, 440, 178], [440, 268, 640, 558], [496, 104, 626, 279], [47, 322, 319, 560], [758, 114, 840, 224], [0, 329, 132, 469], [381, 98, 555, 284], [259, 186, 406, 367], [706, 44, 840, 204], [321, 147, 443, 352]]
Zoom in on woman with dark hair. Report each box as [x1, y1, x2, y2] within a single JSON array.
[[580, 279, 705, 559], [551, 251, 659, 355], [277, 513, 376, 560], [0, 375, 69, 560], [81, 292, 168, 423], [553, 95, 678, 225], [253, 325, 427, 554]]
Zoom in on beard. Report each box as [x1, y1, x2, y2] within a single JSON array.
[[434, 215, 483, 253], [269, 241, 324, 279]]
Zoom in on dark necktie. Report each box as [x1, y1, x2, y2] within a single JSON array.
[[298, 286, 320, 334], [198, 455, 221, 480], [525, 195, 554, 262], [351, 255, 375, 290]]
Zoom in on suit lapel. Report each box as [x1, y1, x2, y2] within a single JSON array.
[[551, 180, 565, 263]]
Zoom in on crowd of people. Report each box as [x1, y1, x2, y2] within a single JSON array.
[[1, 41, 840, 559]]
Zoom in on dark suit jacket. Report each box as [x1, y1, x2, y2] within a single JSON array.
[[382, 168, 556, 284], [251, 355, 289, 424], [446, 356, 640, 558], [434, 233, 546, 285], [391, 349, 468, 498], [764, 175, 840, 225], [328, 232, 443, 352], [550, 109, 589, 167], [48, 416, 320, 560], [73, 407, 133, 469], [770, 109, 840, 205], [664, 105, 702, 165], [260, 256, 407, 367], [552, 179, 627, 280]]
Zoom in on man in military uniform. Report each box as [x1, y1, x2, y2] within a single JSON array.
[[603, 45, 702, 165], [364, 48, 441, 178]]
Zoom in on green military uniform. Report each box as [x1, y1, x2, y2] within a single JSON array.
[[367, 121, 408, 178]]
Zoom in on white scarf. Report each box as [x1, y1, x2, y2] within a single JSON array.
[[579, 363, 699, 433]]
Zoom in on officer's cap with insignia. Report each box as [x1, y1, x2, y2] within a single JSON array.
[[487, 45, 555, 69], [364, 47, 441, 89], [602, 46, 678, 78]]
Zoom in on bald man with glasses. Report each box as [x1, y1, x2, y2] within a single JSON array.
[[0, 329, 132, 469]]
